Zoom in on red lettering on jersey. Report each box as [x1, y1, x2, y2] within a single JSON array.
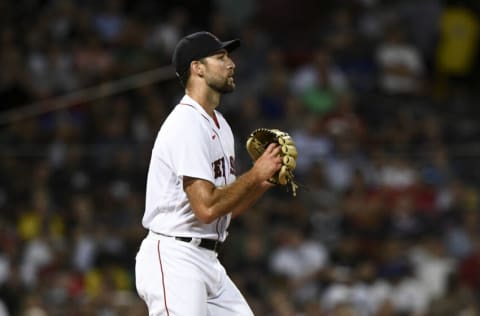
[[212, 157, 225, 179], [229, 156, 236, 175], [220, 157, 225, 177], [213, 157, 234, 179]]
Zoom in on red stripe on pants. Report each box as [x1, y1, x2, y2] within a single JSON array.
[[157, 240, 170, 316]]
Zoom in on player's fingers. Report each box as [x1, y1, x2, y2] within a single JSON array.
[[269, 144, 282, 157], [265, 143, 278, 153], [273, 156, 282, 168]]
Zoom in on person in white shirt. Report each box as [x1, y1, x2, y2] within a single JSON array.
[[135, 31, 283, 316]]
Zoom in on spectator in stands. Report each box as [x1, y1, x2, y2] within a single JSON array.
[[376, 23, 425, 96]]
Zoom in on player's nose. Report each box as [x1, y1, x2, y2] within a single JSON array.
[[227, 57, 235, 70]]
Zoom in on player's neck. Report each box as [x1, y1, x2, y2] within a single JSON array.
[[186, 86, 220, 117]]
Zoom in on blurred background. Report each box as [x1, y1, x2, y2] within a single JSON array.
[[1, 0, 480, 315]]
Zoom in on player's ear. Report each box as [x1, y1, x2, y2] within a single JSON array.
[[191, 60, 205, 78]]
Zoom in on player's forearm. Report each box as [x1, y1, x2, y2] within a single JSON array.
[[230, 182, 271, 218], [185, 169, 266, 224], [205, 169, 268, 222], [185, 144, 282, 223]]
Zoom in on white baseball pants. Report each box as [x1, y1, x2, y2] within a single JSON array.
[[135, 231, 254, 316]]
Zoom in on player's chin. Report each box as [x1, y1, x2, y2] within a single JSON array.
[[211, 77, 236, 94], [220, 81, 236, 94]]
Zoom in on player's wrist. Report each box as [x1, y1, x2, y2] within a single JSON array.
[[259, 180, 275, 191], [246, 167, 266, 186]]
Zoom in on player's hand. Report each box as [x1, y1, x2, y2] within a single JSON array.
[[252, 143, 282, 182]]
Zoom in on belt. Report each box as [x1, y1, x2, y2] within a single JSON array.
[[150, 231, 221, 252], [175, 236, 221, 252]]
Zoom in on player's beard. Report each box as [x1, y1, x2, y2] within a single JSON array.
[[207, 75, 235, 94]]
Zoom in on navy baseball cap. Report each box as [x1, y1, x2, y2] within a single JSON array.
[[172, 31, 241, 77]]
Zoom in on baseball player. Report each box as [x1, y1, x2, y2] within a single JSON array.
[[135, 31, 283, 315]]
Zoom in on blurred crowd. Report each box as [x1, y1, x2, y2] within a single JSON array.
[[1, 0, 480, 315]]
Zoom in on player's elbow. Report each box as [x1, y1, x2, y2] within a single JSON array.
[[193, 206, 218, 224]]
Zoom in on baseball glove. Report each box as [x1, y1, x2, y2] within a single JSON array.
[[246, 128, 299, 196]]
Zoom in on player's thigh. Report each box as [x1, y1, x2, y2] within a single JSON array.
[[139, 274, 207, 315], [135, 238, 208, 316], [152, 277, 207, 316], [207, 274, 254, 316]]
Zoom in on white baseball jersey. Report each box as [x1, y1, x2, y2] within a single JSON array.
[[142, 95, 236, 242], [136, 95, 254, 315]]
